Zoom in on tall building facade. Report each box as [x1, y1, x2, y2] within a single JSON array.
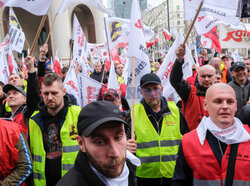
[[113, 0, 147, 19]]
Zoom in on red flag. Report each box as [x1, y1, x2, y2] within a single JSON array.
[[104, 58, 111, 72], [22, 54, 27, 79], [53, 52, 62, 75], [202, 27, 222, 53], [162, 27, 171, 40], [8, 53, 14, 74], [146, 33, 159, 49]]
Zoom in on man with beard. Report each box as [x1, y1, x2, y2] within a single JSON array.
[[228, 62, 250, 116], [172, 83, 250, 185], [29, 72, 82, 186], [170, 44, 216, 131], [133, 73, 189, 186], [56, 101, 138, 186]]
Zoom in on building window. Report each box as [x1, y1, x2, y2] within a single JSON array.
[[177, 14, 180, 18], [176, 5, 180, 10], [177, 20, 180, 25]]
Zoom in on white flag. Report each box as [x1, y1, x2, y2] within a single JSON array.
[[72, 14, 85, 61], [64, 63, 82, 106], [126, 0, 151, 105], [79, 74, 102, 107], [9, 8, 25, 53], [107, 60, 119, 90], [157, 30, 194, 101], [3, 0, 52, 16], [8, 49, 19, 75], [0, 34, 10, 55], [184, 0, 241, 26], [0, 48, 9, 84], [57, 0, 114, 15], [231, 49, 240, 62]]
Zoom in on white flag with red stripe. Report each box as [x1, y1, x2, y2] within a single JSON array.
[[0, 34, 10, 55], [0, 48, 9, 84], [8, 50, 18, 75], [162, 27, 171, 40], [53, 50, 62, 76]]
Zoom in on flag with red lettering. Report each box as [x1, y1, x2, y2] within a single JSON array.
[[184, 0, 241, 26], [158, 30, 194, 101], [64, 63, 81, 106], [57, 0, 113, 15], [201, 26, 222, 53], [8, 50, 18, 75], [2, 0, 52, 16], [126, 0, 151, 105], [80, 74, 102, 106], [53, 50, 62, 76]]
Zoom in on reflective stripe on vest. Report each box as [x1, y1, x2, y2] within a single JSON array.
[[193, 178, 221, 186], [29, 105, 81, 186], [137, 140, 181, 149], [63, 145, 79, 153], [134, 101, 182, 178]]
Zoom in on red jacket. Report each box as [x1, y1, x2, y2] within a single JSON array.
[[182, 86, 209, 131], [0, 120, 21, 180], [182, 125, 250, 186]]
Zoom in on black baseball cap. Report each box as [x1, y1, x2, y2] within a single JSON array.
[[77, 100, 128, 137], [3, 84, 26, 96], [230, 62, 246, 71], [140, 73, 161, 88]]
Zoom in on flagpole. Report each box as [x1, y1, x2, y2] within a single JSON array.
[[30, 15, 47, 56], [45, 13, 58, 44], [131, 57, 136, 139], [183, 2, 203, 45], [69, 39, 73, 65], [101, 17, 113, 84]]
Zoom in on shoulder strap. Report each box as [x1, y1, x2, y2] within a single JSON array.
[[225, 143, 239, 186]]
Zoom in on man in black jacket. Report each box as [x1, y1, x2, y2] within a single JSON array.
[[56, 101, 137, 186]]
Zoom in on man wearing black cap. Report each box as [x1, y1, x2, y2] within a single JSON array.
[[228, 61, 250, 116], [2, 56, 41, 138], [133, 73, 189, 186], [56, 101, 138, 186]]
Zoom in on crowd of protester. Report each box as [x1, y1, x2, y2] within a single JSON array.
[[0, 42, 250, 186]]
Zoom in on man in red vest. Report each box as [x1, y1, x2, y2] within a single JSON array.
[[170, 44, 216, 131], [172, 83, 250, 185]]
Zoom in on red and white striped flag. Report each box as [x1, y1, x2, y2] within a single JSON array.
[[162, 27, 171, 40], [53, 50, 62, 76]]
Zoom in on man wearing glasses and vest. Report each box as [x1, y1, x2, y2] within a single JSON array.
[[172, 83, 250, 185], [133, 73, 189, 186], [29, 72, 81, 186]]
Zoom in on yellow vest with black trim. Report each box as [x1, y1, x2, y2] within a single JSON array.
[[134, 101, 182, 178], [29, 105, 81, 186]]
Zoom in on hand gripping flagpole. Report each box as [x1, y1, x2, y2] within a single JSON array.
[[183, 1, 203, 45], [29, 14, 47, 56]]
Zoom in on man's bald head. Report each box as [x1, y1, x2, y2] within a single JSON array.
[[206, 83, 236, 100], [197, 65, 216, 88], [204, 83, 237, 129]]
